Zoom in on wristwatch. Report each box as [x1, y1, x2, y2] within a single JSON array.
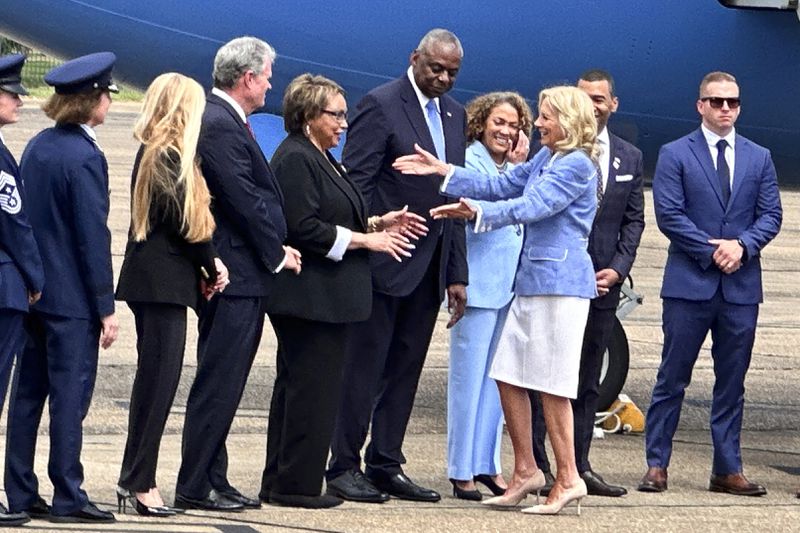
[[737, 238, 748, 262]]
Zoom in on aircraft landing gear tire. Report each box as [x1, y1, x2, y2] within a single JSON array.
[[598, 317, 630, 412]]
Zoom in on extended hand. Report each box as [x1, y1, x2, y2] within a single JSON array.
[[100, 313, 119, 349], [507, 130, 530, 165], [380, 205, 429, 240], [595, 268, 621, 296], [392, 143, 450, 176], [446, 283, 467, 328], [365, 231, 416, 262], [709, 238, 743, 274], [284, 245, 303, 275], [430, 198, 477, 221]]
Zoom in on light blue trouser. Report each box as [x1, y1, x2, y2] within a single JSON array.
[[447, 304, 510, 480]]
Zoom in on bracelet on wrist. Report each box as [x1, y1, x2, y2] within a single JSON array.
[[368, 216, 382, 233]]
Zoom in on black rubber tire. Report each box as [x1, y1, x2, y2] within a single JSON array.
[[597, 317, 630, 412]]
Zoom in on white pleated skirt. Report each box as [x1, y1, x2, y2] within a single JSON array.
[[488, 295, 590, 399]]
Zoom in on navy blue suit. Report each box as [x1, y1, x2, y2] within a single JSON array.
[[646, 128, 781, 475], [328, 74, 468, 480], [5, 124, 113, 515], [177, 93, 287, 499], [0, 137, 44, 421], [532, 132, 645, 474]]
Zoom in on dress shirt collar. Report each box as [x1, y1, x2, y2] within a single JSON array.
[[701, 124, 736, 151], [80, 123, 97, 143], [597, 126, 610, 148], [407, 66, 440, 113], [0, 130, 5, 145], [212, 87, 247, 123]]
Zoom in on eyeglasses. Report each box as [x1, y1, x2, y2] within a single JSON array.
[[322, 109, 348, 122], [700, 97, 741, 109]]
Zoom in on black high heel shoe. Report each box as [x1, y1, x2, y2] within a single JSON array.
[[450, 479, 482, 501], [116, 487, 176, 517], [473, 474, 507, 496]]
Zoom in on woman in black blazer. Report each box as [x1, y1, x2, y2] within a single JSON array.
[[260, 74, 426, 509], [115, 73, 228, 516]]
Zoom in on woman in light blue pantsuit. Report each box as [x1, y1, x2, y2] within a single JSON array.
[[447, 93, 531, 500]]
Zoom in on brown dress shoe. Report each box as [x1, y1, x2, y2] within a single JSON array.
[[708, 473, 766, 496], [637, 467, 667, 493]]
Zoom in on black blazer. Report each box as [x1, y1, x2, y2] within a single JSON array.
[[342, 75, 468, 299], [588, 132, 646, 309], [116, 147, 217, 310], [266, 134, 371, 323], [199, 93, 287, 297]]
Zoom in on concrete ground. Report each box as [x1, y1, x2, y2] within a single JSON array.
[[0, 102, 798, 532]]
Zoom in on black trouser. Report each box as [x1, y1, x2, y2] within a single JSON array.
[[260, 315, 348, 498], [327, 253, 440, 480], [176, 295, 268, 498], [118, 302, 187, 492], [532, 305, 616, 473]]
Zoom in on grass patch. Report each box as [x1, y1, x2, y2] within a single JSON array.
[[24, 85, 144, 102]]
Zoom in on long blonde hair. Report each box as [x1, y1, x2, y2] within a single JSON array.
[[131, 73, 214, 243], [538, 86, 599, 162]]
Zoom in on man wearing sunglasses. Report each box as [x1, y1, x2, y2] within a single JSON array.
[[639, 71, 782, 496]]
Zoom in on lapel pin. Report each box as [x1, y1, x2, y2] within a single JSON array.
[[613, 157, 620, 169], [446, 111, 452, 117]]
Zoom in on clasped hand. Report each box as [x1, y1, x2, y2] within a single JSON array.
[[709, 238, 743, 274]]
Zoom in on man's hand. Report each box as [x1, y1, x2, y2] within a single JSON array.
[[100, 313, 119, 349], [284, 245, 302, 274], [507, 130, 530, 165], [27, 291, 41, 305], [709, 238, 743, 274], [595, 268, 621, 296], [446, 283, 467, 329]]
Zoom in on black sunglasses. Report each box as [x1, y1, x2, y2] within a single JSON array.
[[700, 96, 741, 109]]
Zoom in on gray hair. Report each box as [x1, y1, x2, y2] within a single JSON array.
[[416, 28, 463, 58], [213, 36, 276, 89]]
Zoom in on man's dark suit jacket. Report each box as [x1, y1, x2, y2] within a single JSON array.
[[342, 75, 468, 298], [266, 134, 372, 323], [199, 93, 286, 297], [116, 147, 218, 311], [589, 133, 645, 309]]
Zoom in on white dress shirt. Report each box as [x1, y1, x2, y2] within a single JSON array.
[[701, 124, 736, 189], [597, 127, 610, 193]]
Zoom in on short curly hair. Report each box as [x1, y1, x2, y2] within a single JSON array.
[[282, 73, 345, 134], [465, 91, 533, 144]]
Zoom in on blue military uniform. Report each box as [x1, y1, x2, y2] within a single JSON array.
[[0, 54, 44, 527], [4, 52, 118, 522]]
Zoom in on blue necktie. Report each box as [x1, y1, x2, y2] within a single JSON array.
[[425, 99, 446, 160], [716, 139, 731, 205]]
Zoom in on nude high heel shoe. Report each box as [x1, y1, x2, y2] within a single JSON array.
[[482, 470, 546, 507], [521, 478, 587, 516]]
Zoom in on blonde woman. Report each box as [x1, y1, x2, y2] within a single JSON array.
[[115, 73, 228, 517], [394, 86, 599, 515]]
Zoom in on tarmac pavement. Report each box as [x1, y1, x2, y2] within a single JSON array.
[[0, 102, 798, 532]]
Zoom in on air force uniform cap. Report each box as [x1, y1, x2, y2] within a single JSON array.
[[0, 53, 29, 96], [44, 51, 119, 95]]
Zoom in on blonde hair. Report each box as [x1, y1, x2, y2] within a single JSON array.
[[131, 73, 214, 243], [42, 89, 104, 124], [538, 86, 599, 161]]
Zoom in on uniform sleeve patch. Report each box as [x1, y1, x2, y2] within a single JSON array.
[[0, 170, 22, 215]]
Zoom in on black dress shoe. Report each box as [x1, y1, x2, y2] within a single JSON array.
[[581, 470, 628, 497], [217, 487, 262, 509], [538, 471, 556, 497], [473, 474, 506, 496], [269, 492, 343, 509], [0, 502, 29, 526], [368, 473, 441, 502], [22, 496, 50, 519], [49, 502, 115, 523], [326, 470, 389, 503], [450, 479, 482, 501], [174, 489, 244, 512]]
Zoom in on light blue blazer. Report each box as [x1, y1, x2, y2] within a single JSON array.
[[462, 141, 524, 309], [444, 146, 598, 299]]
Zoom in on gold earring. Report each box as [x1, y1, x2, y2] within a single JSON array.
[[305, 124, 311, 136]]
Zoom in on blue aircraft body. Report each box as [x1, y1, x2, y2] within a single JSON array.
[[0, 0, 798, 181]]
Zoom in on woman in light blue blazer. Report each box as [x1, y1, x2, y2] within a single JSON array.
[[447, 92, 531, 501], [395, 86, 599, 516]]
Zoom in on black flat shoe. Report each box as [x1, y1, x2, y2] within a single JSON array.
[[0, 502, 29, 527], [174, 490, 244, 512], [368, 472, 441, 503], [450, 479, 482, 501], [116, 487, 176, 517], [22, 495, 51, 519], [269, 492, 343, 509], [49, 501, 115, 523], [217, 487, 262, 509], [473, 474, 506, 496]]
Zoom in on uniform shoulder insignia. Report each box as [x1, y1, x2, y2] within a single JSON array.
[[0, 170, 22, 215]]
